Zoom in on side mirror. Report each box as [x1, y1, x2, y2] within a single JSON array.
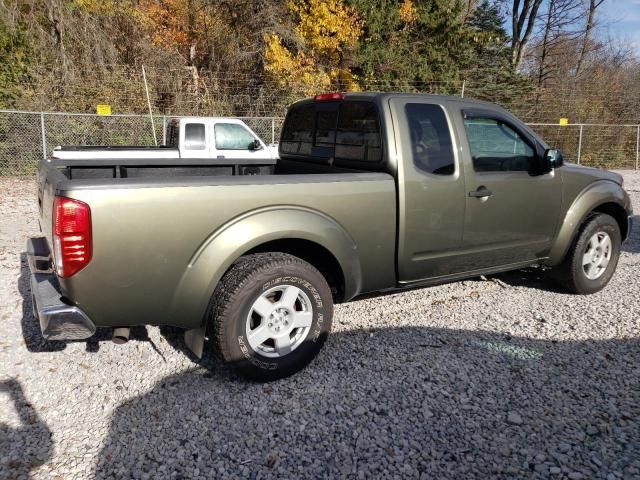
[[544, 148, 564, 169], [249, 139, 263, 151]]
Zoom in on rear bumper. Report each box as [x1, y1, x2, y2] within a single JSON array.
[[27, 237, 96, 340]]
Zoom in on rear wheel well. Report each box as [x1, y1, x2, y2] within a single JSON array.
[[245, 239, 346, 303], [592, 202, 628, 239]]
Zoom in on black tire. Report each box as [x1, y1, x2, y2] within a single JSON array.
[[208, 253, 333, 381], [554, 213, 621, 294]]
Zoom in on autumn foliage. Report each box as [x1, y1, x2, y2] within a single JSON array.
[[263, 0, 362, 95], [0, 0, 637, 127]]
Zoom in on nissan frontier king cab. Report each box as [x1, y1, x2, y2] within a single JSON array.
[[29, 92, 633, 380]]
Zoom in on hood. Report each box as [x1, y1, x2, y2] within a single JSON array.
[[563, 163, 623, 186]]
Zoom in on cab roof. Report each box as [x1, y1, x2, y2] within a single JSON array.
[[292, 91, 502, 110]]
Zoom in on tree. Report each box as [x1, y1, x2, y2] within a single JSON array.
[[531, 0, 582, 87], [463, 0, 530, 103], [349, 0, 479, 92], [0, 12, 36, 107], [467, 0, 511, 78], [263, 0, 362, 95], [509, 0, 544, 69], [462, 0, 480, 21], [575, 0, 606, 77], [468, 0, 506, 35]]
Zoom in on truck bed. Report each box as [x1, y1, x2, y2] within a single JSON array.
[[52, 146, 181, 161], [43, 156, 365, 181], [45, 156, 281, 180], [54, 145, 176, 150], [36, 157, 397, 329]]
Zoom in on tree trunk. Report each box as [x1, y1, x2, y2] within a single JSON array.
[[463, 0, 477, 22], [537, 0, 555, 88], [47, 0, 66, 71], [575, 0, 604, 77], [511, 0, 545, 69], [534, 0, 556, 114]]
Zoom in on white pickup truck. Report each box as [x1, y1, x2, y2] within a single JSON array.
[[51, 117, 278, 164]]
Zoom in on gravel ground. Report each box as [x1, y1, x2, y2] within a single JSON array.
[[1, 172, 639, 480]]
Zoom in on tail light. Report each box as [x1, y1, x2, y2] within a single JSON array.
[[53, 196, 92, 277], [314, 92, 344, 101]]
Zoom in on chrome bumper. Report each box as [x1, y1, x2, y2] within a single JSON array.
[[27, 237, 96, 340]]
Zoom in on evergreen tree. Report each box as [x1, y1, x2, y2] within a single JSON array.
[[462, 0, 530, 103], [348, 0, 476, 93], [468, 0, 506, 36]]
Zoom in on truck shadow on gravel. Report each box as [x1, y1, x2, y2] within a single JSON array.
[[94, 328, 639, 479], [492, 215, 640, 290], [621, 215, 640, 253], [18, 253, 161, 354], [0, 379, 53, 479]]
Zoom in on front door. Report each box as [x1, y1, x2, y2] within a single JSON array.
[[459, 111, 562, 270]]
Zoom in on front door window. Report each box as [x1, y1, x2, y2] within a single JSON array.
[[215, 123, 257, 150], [463, 117, 534, 173]]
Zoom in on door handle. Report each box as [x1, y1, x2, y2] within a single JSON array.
[[469, 187, 493, 198]]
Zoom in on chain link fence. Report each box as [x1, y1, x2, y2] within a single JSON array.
[[0, 110, 283, 176], [1, 110, 638, 176], [528, 123, 640, 169]]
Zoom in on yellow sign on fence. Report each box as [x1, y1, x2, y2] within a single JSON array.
[[559, 118, 569, 126], [96, 104, 112, 116]]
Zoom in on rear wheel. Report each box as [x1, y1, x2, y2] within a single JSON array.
[[209, 253, 333, 381], [554, 213, 621, 294]]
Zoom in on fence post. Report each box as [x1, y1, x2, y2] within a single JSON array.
[[576, 124, 583, 165], [39, 112, 48, 159], [636, 125, 639, 170], [271, 118, 275, 145], [162, 116, 166, 146]]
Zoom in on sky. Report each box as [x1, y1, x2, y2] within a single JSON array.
[[602, 0, 640, 53]]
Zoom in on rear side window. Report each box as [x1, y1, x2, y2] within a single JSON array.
[[184, 123, 206, 150], [335, 102, 382, 163], [281, 104, 314, 155], [314, 110, 338, 147], [215, 123, 256, 150], [166, 121, 179, 147], [405, 103, 455, 175], [280, 101, 382, 165]]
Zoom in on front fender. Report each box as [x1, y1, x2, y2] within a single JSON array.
[[547, 180, 630, 265], [169, 206, 362, 329]]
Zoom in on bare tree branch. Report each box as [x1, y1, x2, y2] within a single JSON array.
[[510, 0, 545, 69], [575, 0, 607, 77]]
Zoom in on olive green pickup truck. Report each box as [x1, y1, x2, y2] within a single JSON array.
[[29, 92, 633, 380]]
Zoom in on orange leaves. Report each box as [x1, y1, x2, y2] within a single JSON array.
[[135, 0, 192, 49]]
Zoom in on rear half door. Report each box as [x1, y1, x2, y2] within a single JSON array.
[[390, 97, 468, 282], [458, 109, 562, 269]]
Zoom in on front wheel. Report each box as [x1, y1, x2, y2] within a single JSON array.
[[209, 253, 333, 381], [554, 213, 621, 294]]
